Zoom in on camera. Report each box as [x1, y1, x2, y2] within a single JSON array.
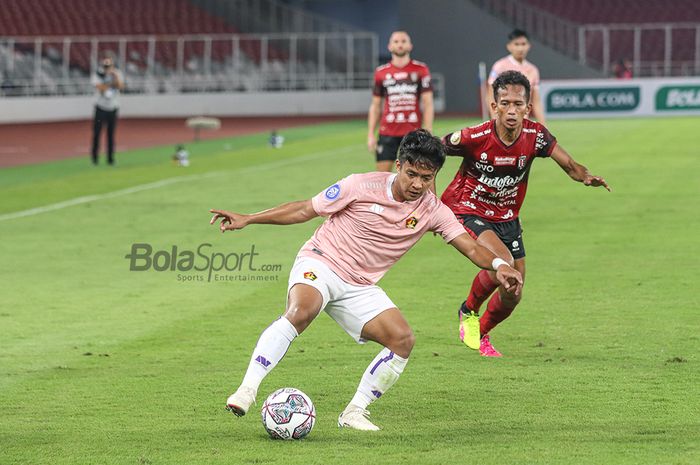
[[96, 60, 113, 78]]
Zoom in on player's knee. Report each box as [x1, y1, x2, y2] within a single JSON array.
[[502, 290, 523, 307], [393, 329, 415, 357], [283, 305, 318, 334]]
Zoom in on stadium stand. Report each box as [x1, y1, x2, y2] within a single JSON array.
[[0, 0, 373, 96], [525, 0, 700, 74], [523, 0, 700, 24], [0, 0, 245, 72], [473, 0, 700, 76]]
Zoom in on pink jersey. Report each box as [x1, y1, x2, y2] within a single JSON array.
[[298, 172, 465, 286], [488, 55, 540, 88]]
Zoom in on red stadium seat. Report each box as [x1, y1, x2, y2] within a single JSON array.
[[525, 0, 700, 23], [0, 0, 270, 73], [522, 0, 700, 74]]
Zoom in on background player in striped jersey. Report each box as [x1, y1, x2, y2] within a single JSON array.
[[443, 71, 610, 357], [483, 29, 546, 125], [368, 31, 434, 172]]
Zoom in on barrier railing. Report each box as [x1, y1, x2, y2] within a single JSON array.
[[0, 32, 379, 97]]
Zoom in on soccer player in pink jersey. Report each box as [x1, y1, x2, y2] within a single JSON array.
[[368, 31, 434, 172], [483, 29, 546, 125], [443, 71, 610, 357], [210, 130, 523, 431]]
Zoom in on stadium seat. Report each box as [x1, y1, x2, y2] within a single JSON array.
[[521, 0, 700, 75]]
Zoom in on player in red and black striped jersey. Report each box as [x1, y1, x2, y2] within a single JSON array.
[[368, 31, 434, 172], [442, 70, 610, 356]]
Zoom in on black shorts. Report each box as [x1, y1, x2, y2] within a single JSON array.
[[457, 214, 526, 259], [376, 135, 403, 162]]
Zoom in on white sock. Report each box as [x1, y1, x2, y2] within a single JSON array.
[[349, 347, 408, 410], [240, 316, 298, 393]]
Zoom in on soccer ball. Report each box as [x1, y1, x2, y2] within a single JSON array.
[[261, 387, 316, 440]]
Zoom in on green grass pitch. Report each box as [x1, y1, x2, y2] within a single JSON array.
[[1, 117, 698, 465]]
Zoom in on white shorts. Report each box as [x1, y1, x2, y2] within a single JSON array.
[[287, 256, 396, 343]]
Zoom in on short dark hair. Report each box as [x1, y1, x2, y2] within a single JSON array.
[[397, 129, 445, 171], [492, 70, 531, 103], [508, 29, 529, 41]]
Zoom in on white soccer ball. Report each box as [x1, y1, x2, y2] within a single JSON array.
[[261, 387, 316, 440]]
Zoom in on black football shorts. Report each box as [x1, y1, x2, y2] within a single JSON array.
[[376, 135, 403, 162], [457, 214, 526, 259]]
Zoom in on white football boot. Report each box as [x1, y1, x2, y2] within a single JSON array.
[[226, 386, 256, 417], [337, 404, 380, 431]]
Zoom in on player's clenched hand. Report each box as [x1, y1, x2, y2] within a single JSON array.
[[367, 135, 377, 153], [209, 209, 248, 233], [495, 265, 523, 296], [583, 175, 611, 192]]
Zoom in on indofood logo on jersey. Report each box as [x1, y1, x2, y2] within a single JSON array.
[[386, 83, 418, 94], [655, 85, 700, 111], [546, 87, 640, 112], [478, 172, 527, 190]]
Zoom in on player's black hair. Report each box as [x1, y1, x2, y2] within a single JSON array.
[[508, 29, 529, 41], [492, 70, 531, 103], [397, 129, 445, 171]]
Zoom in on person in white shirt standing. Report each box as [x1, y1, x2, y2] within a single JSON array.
[[91, 52, 124, 166]]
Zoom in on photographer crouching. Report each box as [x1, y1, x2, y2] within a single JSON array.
[[91, 52, 124, 166]]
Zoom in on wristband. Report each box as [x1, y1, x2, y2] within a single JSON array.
[[491, 258, 509, 270]]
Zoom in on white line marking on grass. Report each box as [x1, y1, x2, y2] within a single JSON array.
[[0, 173, 223, 221], [0, 144, 361, 222]]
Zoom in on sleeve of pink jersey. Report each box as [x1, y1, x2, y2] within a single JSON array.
[[487, 60, 504, 85], [530, 66, 541, 87], [311, 175, 358, 217], [430, 203, 467, 243]]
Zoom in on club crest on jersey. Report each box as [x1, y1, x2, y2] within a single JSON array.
[[303, 271, 317, 281], [405, 216, 419, 229], [450, 131, 461, 145], [517, 155, 527, 170], [324, 184, 341, 200], [480, 152, 488, 161]]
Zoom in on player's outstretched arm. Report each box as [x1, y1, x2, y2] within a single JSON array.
[[550, 145, 611, 191], [209, 199, 319, 233], [449, 233, 523, 295]]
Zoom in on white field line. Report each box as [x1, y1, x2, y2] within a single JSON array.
[[0, 144, 360, 222]]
